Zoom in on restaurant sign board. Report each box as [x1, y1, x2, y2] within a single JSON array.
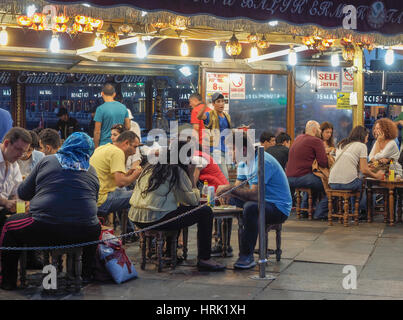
[[337, 92, 351, 109], [317, 71, 340, 90]]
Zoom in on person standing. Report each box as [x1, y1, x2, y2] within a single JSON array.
[[0, 108, 13, 142], [93, 83, 131, 148], [197, 92, 231, 180], [55, 107, 80, 140], [189, 93, 210, 150]]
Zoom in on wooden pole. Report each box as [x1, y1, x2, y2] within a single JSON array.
[[353, 47, 364, 127]]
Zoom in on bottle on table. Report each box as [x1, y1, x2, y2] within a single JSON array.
[[201, 180, 209, 198], [207, 186, 215, 208], [389, 160, 395, 181]]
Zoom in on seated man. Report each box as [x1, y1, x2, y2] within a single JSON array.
[[259, 131, 276, 151], [17, 130, 45, 179], [286, 120, 328, 219], [267, 132, 291, 170], [0, 127, 31, 230], [90, 131, 142, 218], [217, 132, 292, 269], [38, 128, 61, 155]]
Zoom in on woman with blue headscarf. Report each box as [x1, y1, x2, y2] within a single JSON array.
[[1, 132, 101, 290]]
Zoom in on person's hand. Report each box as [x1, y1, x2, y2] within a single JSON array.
[[4, 199, 16, 213], [216, 184, 232, 197], [25, 201, 30, 213], [376, 170, 385, 180], [379, 158, 390, 164]]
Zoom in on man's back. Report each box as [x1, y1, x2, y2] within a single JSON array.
[[89, 143, 126, 207], [267, 145, 289, 170], [94, 101, 128, 146], [0, 108, 12, 141], [286, 134, 327, 178]]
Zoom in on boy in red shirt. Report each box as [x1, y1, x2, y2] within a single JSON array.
[[189, 93, 210, 150]]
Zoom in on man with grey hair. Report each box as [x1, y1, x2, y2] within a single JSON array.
[[93, 83, 131, 148], [286, 120, 329, 219]]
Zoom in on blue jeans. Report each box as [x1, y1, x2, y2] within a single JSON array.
[[97, 190, 134, 231], [240, 201, 288, 256], [329, 178, 366, 212], [288, 173, 328, 218]]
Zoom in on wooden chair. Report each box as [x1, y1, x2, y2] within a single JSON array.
[[327, 189, 361, 227], [295, 188, 314, 220], [139, 230, 179, 272], [266, 224, 282, 261]]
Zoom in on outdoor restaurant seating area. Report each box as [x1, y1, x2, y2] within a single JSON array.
[[0, 0, 402, 303]]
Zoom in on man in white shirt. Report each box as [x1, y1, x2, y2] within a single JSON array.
[[0, 127, 32, 228]]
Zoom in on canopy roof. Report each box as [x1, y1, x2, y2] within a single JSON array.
[[0, 0, 401, 46]]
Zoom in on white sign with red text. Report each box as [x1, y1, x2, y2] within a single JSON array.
[[229, 73, 245, 100], [206, 72, 230, 112], [317, 71, 340, 90], [341, 70, 354, 92]]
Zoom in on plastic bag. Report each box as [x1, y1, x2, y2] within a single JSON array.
[[97, 232, 138, 284]]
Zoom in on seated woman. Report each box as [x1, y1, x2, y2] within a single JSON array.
[[128, 143, 225, 271], [329, 126, 384, 216], [320, 121, 336, 156], [369, 118, 400, 168], [1, 132, 101, 290]]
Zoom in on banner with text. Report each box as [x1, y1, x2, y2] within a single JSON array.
[[317, 71, 340, 90]]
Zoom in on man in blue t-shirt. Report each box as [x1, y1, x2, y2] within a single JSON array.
[[93, 83, 130, 148], [217, 132, 292, 269], [0, 108, 13, 142]]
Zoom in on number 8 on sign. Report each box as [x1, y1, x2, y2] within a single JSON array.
[[213, 83, 217, 91]]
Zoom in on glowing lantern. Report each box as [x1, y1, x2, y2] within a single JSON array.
[[75, 15, 88, 26], [73, 22, 85, 33], [17, 15, 32, 27], [102, 24, 119, 48], [225, 34, 242, 57], [170, 16, 188, 31], [257, 35, 270, 49], [54, 15, 69, 33], [119, 24, 133, 35], [32, 13, 45, 30], [89, 18, 103, 31], [247, 33, 258, 43]]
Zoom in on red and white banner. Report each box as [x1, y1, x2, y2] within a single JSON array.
[[341, 70, 354, 92], [229, 73, 245, 100], [317, 71, 340, 90]]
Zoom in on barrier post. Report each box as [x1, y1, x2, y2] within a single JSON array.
[[257, 146, 267, 278]]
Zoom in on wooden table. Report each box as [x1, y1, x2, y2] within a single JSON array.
[[212, 206, 244, 257], [366, 178, 403, 226]]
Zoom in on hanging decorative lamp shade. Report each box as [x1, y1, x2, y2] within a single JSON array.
[[17, 15, 32, 27], [102, 24, 120, 48], [226, 34, 242, 57], [54, 15, 69, 33], [257, 35, 270, 49], [170, 16, 188, 31], [119, 24, 133, 35], [247, 32, 258, 43]]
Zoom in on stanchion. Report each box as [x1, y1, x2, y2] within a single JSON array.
[[251, 146, 276, 281]]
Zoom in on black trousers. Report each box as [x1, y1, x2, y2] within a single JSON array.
[[134, 205, 213, 260], [1, 214, 101, 287]]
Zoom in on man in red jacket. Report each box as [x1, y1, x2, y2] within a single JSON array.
[[286, 120, 329, 219]]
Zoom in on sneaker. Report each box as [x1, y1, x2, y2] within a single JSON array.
[[210, 244, 223, 257], [234, 255, 256, 269]]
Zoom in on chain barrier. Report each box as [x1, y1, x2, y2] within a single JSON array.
[[0, 175, 256, 251]]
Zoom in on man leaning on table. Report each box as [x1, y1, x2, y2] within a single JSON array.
[[216, 131, 292, 269]]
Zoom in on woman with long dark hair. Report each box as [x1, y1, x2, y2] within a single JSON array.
[[329, 126, 384, 191], [128, 141, 225, 271]]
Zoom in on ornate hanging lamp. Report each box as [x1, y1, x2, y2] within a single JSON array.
[[225, 33, 242, 57]]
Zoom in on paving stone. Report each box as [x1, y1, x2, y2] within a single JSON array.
[[354, 279, 403, 298], [281, 261, 363, 277], [380, 224, 403, 238], [255, 289, 351, 300], [172, 282, 261, 300]]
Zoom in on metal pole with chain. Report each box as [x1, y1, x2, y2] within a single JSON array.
[[257, 146, 267, 278]]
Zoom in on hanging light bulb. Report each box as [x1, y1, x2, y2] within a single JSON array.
[[136, 37, 147, 58], [213, 41, 223, 62], [385, 48, 394, 65], [250, 45, 258, 59], [49, 34, 60, 53], [331, 52, 340, 67], [0, 27, 8, 46], [288, 46, 297, 66], [180, 38, 189, 56], [93, 33, 105, 52]]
